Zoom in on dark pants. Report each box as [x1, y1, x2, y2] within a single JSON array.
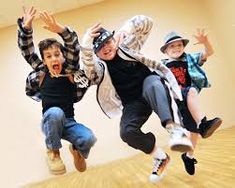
[[120, 75, 176, 154], [177, 87, 198, 133]]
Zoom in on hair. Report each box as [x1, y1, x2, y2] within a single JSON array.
[[38, 38, 64, 59]]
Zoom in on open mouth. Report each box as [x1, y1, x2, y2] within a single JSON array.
[[52, 64, 60, 70]]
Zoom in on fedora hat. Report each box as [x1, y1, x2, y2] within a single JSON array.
[[160, 31, 189, 53], [93, 28, 114, 53]]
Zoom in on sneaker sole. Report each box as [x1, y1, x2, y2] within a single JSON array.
[[149, 172, 166, 183], [171, 144, 192, 153], [202, 118, 222, 138], [169, 138, 193, 153], [50, 168, 66, 175]]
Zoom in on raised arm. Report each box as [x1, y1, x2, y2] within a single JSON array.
[[17, 6, 43, 69], [80, 23, 104, 83], [39, 11, 80, 73], [117, 15, 153, 51], [193, 28, 214, 62]]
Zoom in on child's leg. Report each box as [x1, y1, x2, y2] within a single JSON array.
[[186, 87, 222, 138], [142, 75, 192, 153], [177, 90, 199, 175], [63, 119, 97, 172], [188, 132, 199, 156], [41, 107, 64, 150], [181, 132, 199, 175], [41, 107, 66, 175], [186, 87, 204, 125], [149, 145, 170, 183]]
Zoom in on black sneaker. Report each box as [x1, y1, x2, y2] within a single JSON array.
[[199, 117, 222, 138], [181, 153, 197, 175]]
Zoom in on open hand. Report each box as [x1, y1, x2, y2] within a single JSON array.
[[22, 6, 36, 30], [193, 28, 209, 45], [114, 31, 128, 49], [87, 22, 102, 39], [39, 11, 65, 33]]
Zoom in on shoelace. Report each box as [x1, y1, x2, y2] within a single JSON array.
[[172, 127, 189, 137], [152, 158, 164, 174], [192, 158, 198, 164]]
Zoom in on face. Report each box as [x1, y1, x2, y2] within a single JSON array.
[[96, 38, 117, 61], [165, 40, 185, 59], [42, 46, 65, 75]]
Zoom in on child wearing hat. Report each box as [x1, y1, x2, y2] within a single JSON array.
[[161, 29, 222, 175], [80, 16, 194, 183]]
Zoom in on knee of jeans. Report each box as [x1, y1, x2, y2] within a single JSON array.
[[150, 81, 163, 91], [86, 134, 97, 147], [143, 81, 163, 97], [120, 127, 133, 143], [144, 75, 161, 86], [77, 134, 97, 149], [44, 107, 65, 120]]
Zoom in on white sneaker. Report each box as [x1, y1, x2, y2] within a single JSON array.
[[149, 153, 170, 183], [169, 127, 193, 152]]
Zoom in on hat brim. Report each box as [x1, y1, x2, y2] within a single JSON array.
[[94, 31, 115, 53], [160, 38, 189, 53]]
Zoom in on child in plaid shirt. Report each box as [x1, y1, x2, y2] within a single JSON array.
[[17, 6, 96, 175]]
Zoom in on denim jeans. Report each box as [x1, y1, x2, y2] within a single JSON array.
[[41, 107, 96, 159]]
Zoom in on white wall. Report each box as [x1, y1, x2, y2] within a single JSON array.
[[0, 0, 234, 187]]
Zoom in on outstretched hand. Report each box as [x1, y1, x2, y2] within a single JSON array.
[[39, 11, 65, 33], [86, 22, 102, 39], [22, 6, 36, 30], [114, 31, 128, 50], [194, 28, 214, 59], [193, 28, 209, 45]]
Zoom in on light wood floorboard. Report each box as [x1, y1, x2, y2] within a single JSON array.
[[25, 126, 235, 188]]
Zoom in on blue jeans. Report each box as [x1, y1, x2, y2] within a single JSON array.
[[41, 107, 97, 159]]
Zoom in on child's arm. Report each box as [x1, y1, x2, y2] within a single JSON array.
[[194, 28, 214, 61], [116, 15, 153, 52], [39, 11, 80, 73], [80, 23, 105, 83], [17, 6, 43, 70]]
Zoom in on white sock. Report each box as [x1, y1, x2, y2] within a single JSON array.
[[197, 117, 205, 128], [165, 123, 175, 133], [186, 152, 194, 159], [153, 148, 167, 159]]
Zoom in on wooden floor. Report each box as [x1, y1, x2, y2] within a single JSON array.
[[25, 127, 235, 188]]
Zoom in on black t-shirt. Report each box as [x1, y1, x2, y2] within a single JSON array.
[[105, 54, 152, 105], [166, 60, 191, 89], [40, 72, 76, 118]]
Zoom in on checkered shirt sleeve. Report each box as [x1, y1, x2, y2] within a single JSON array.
[[17, 18, 43, 69], [58, 26, 80, 73]]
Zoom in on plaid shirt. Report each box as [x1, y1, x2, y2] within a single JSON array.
[[17, 18, 90, 102], [162, 52, 210, 92]]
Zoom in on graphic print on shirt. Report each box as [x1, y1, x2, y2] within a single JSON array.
[[171, 67, 187, 86], [167, 61, 191, 88]]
